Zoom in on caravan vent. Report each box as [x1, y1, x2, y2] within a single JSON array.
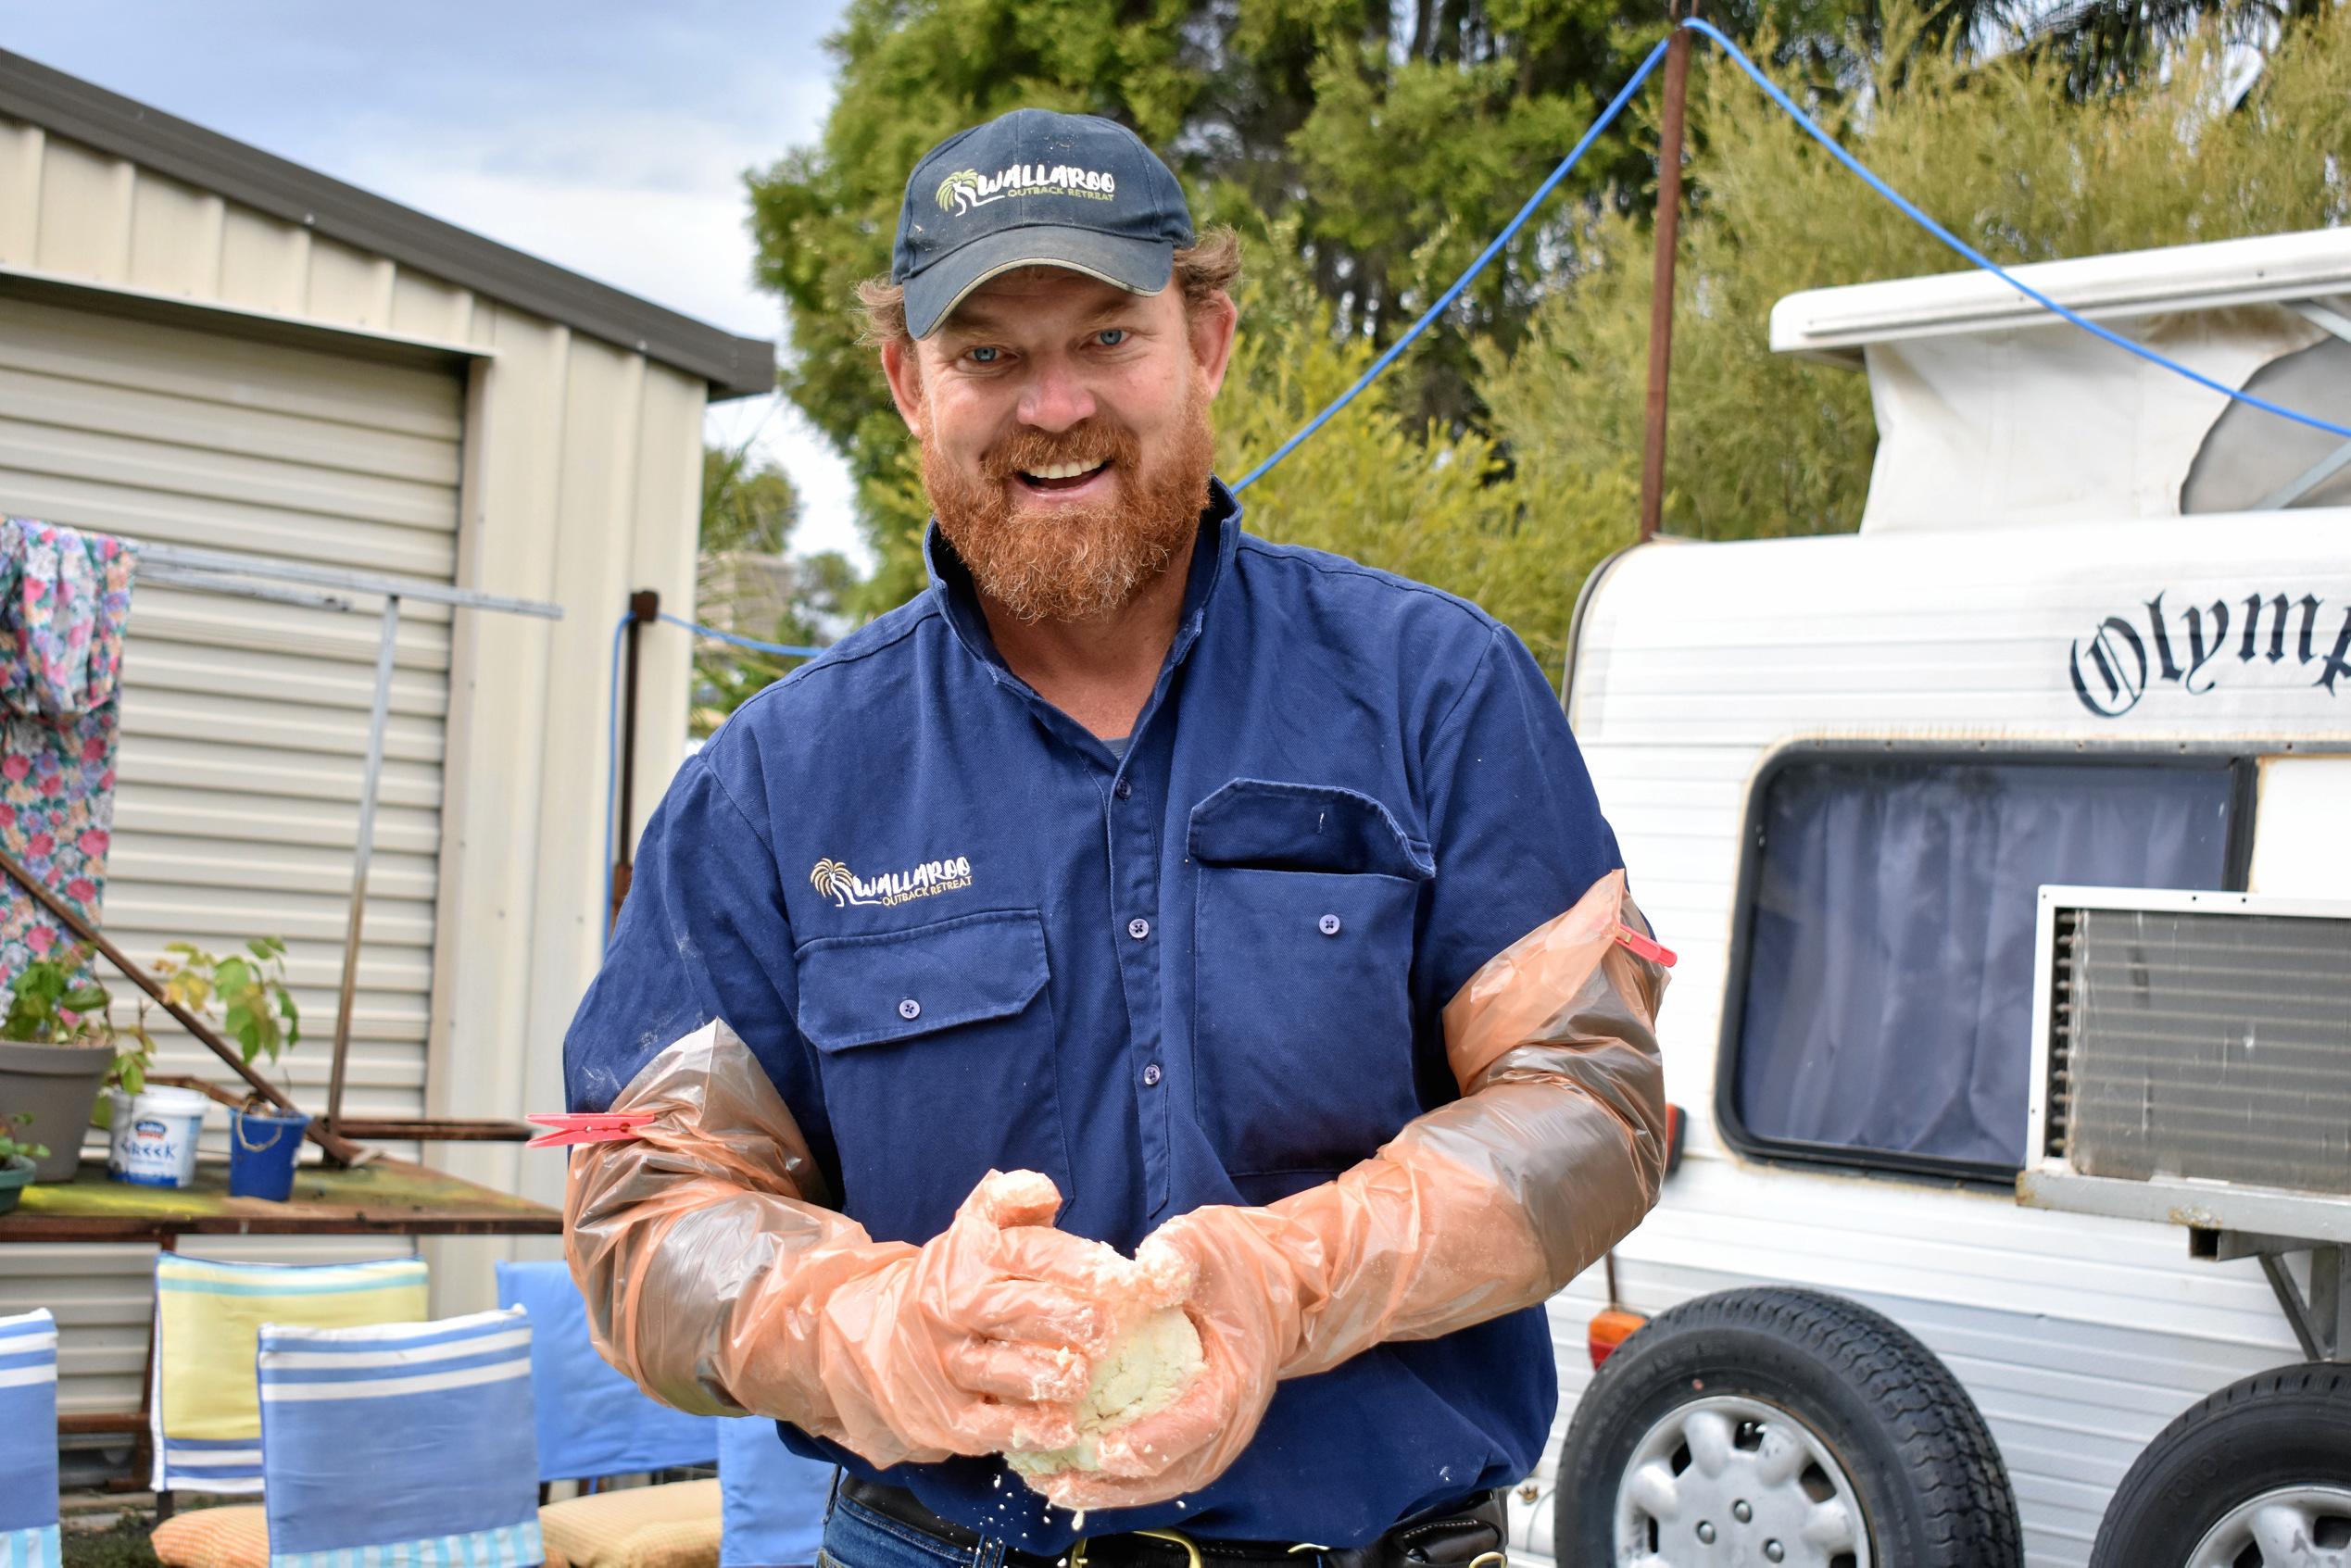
[[2050, 906, 2351, 1196]]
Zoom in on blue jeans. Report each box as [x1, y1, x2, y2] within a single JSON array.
[[818, 1489, 1015, 1568]]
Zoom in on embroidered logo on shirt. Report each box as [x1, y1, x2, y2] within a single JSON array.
[[810, 856, 974, 909]]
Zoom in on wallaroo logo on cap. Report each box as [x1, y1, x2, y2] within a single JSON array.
[[934, 162, 1118, 216], [811, 854, 974, 908]]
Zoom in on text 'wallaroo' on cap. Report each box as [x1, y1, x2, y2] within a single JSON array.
[[894, 108, 1195, 340]]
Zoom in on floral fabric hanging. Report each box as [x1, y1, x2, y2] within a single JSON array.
[[0, 517, 137, 985]]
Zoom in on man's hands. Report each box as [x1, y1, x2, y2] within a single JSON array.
[[1024, 1203, 1309, 1511], [817, 1170, 1173, 1461]]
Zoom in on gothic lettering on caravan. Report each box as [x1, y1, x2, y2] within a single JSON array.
[[2069, 587, 2351, 716]]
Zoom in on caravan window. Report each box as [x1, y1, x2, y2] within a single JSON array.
[[1721, 754, 2242, 1179]]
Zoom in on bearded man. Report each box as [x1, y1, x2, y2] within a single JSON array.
[[562, 108, 1667, 1568]]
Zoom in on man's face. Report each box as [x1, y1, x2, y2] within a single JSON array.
[[882, 267, 1236, 624]]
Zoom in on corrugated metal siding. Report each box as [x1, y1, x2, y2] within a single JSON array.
[[0, 109, 707, 1424], [0, 290, 459, 1418], [1528, 514, 2351, 1568]]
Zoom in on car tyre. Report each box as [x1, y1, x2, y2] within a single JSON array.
[[1554, 1286, 2021, 1567], [2090, 1361, 2351, 1568]]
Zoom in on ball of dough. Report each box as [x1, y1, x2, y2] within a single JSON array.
[[1006, 1308, 1204, 1477]]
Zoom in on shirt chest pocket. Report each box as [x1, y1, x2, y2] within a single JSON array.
[[795, 909, 1072, 1243], [1188, 780, 1435, 1188]]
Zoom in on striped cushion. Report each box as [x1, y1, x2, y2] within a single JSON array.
[[0, 1308, 60, 1568], [258, 1306, 542, 1568], [154, 1255, 429, 1495]]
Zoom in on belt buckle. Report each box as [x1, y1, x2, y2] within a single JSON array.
[[1134, 1529, 1205, 1568]]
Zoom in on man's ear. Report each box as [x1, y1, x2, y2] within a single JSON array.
[[880, 338, 925, 436], [1188, 291, 1239, 399]]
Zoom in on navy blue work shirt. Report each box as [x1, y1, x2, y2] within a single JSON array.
[[565, 479, 1626, 1549]]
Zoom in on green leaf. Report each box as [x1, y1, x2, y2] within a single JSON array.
[[62, 985, 110, 1012], [246, 938, 273, 960], [215, 958, 251, 997]]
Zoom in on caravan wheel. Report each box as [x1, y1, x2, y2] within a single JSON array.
[[1553, 1286, 2020, 1568], [2090, 1362, 2351, 1568]]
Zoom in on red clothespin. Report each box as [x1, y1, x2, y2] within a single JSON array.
[[526, 1111, 655, 1148], [1615, 922, 1678, 969]]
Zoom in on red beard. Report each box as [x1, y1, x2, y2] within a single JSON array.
[[924, 380, 1214, 623]]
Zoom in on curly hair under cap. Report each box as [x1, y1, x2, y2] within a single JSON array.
[[858, 226, 1242, 347]]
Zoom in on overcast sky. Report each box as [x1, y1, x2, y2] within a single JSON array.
[[2, 0, 870, 566]]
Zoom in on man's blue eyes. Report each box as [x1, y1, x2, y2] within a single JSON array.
[[965, 331, 1126, 364]]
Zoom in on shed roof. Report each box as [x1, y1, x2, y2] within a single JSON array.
[[0, 45, 777, 399]]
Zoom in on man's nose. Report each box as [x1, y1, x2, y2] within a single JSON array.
[[1016, 358, 1096, 432]]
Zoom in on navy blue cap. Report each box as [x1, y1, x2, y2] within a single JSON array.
[[893, 109, 1194, 339]]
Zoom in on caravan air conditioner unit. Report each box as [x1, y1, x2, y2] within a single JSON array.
[[2019, 886, 2351, 1244]]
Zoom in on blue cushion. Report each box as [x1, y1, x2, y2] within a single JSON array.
[[496, 1260, 719, 1482], [717, 1422, 832, 1568], [0, 1308, 59, 1565], [258, 1307, 542, 1568]]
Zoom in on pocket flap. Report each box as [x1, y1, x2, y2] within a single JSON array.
[[1188, 779, 1434, 881], [795, 909, 1050, 1052]]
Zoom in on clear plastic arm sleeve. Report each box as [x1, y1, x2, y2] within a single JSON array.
[[1170, 869, 1669, 1380], [563, 1021, 946, 1462]]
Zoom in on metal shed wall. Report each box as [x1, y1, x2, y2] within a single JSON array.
[[0, 115, 705, 1416]]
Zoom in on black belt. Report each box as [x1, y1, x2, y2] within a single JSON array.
[[836, 1475, 1511, 1568]]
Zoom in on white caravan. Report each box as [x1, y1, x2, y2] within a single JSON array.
[[1509, 228, 2351, 1568]]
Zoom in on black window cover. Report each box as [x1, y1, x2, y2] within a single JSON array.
[[1727, 756, 2236, 1175]]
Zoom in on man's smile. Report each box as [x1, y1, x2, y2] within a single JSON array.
[[1012, 458, 1115, 498]]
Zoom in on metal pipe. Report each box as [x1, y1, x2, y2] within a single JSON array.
[[327, 595, 400, 1136], [610, 589, 660, 931], [127, 538, 562, 619], [0, 844, 367, 1165], [1639, 3, 1697, 544]]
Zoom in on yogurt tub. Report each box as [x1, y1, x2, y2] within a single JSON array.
[[107, 1085, 210, 1187]]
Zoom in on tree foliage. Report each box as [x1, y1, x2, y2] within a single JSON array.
[[692, 444, 862, 734], [1480, 2, 2351, 556]]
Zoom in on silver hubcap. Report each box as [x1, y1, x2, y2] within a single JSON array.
[[1612, 1395, 1870, 1567], [2187, 1485, 2351, 1568]]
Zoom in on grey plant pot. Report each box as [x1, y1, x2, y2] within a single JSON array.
[[0, 1154, 30, 1214], [0, 1038, 114, 1182]]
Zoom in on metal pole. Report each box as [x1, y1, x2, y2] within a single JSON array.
[[610, 589, 659, 931], [1640, 3, 1696, 544], [328, 595, 400, 1136], [0, 845, 367, 1165]]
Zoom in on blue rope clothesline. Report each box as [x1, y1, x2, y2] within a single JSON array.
[[603, 19, 2351, 926], [1233, 16, 2351, 495]]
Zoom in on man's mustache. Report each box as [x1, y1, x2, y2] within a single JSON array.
[[981, 420, 1140, 481]]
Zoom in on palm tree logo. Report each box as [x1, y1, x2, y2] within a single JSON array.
[[935, 169, 985, 214], [810, 859, 859, 906]]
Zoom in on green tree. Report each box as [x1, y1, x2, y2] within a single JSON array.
[[692, 443, 865, 734], [1477, 3, 2351, 560]]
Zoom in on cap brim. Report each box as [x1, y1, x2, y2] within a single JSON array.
[[904, 225, 1175, 339]]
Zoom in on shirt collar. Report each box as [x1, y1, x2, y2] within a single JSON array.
[[923, 475, 1244, 681]]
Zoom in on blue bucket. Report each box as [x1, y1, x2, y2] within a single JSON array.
[[228, 1107, 310, 1201]]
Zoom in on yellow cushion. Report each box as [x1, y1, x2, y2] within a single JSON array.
[[150, 1503, 577, 1568], [150, 1506, 269, 1568], [537, 1480, 722, 1568]]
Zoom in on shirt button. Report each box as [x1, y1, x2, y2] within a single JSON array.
[[1127, 917, 1150, 941], [1142, 1063, 1163, 1087], [1318, 913, 1343, 937], [898, 997, 921, 1021], [1113, 779, 1133, 799]]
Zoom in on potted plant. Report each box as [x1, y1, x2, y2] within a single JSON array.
[[0, 947, 131, 1182], [0, 1112, 48, 1214], [149, 941, 308, 1200]]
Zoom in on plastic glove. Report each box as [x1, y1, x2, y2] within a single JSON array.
[[1020, 870, 1667, 1508], [565, 1022, 1166, 1469]]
